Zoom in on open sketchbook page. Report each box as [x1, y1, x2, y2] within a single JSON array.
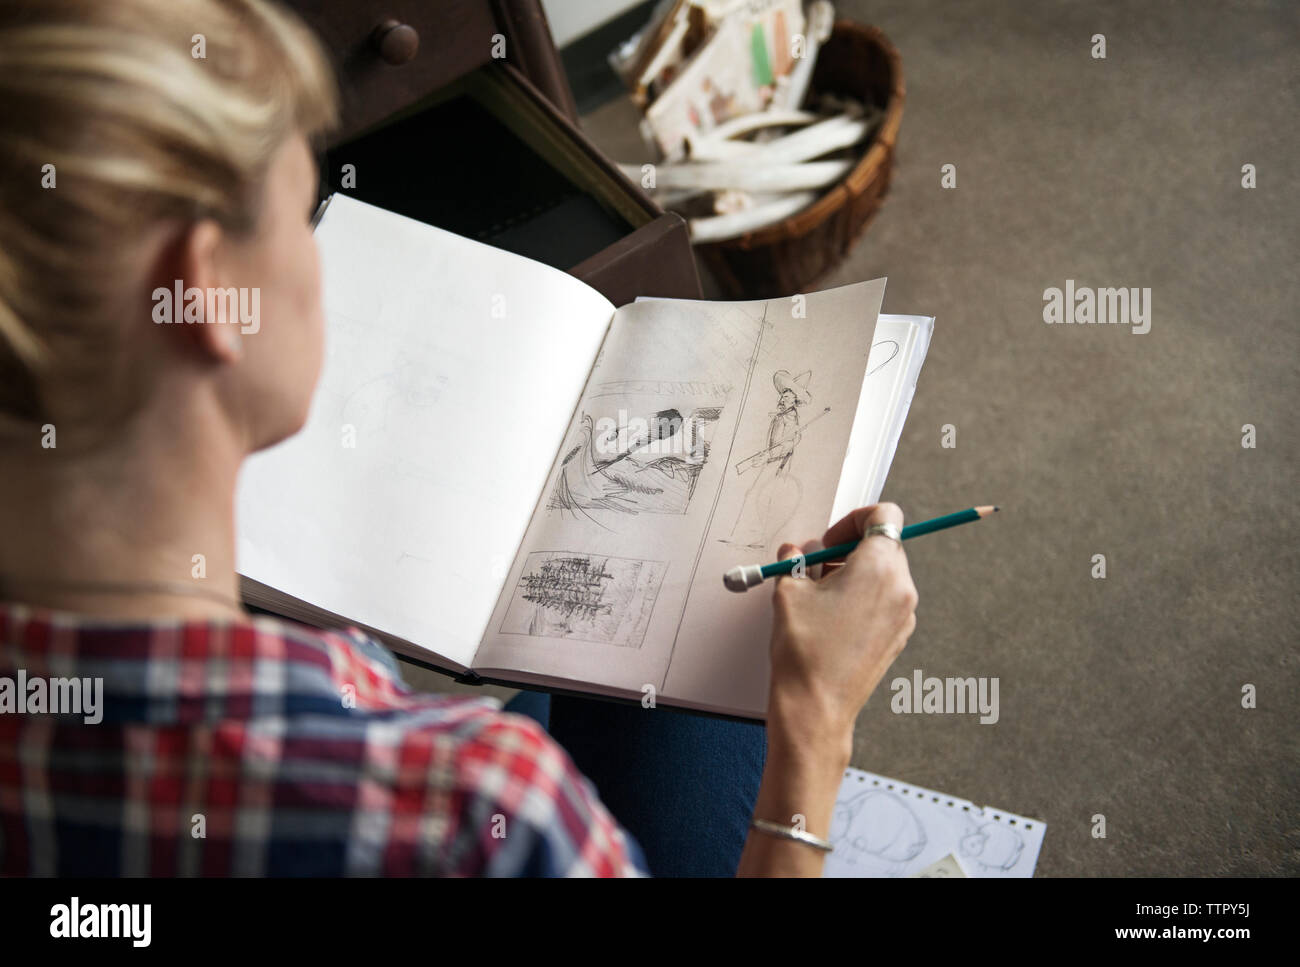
[[236, 194, 616, 670], [824, 767, 1047, 878], [619, 307, 933, 522], [473, 279, 886, 714]]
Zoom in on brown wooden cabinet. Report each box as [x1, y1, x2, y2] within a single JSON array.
[[285, 0, 702, 306]]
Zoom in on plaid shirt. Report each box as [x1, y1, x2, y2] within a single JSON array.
[[0, 603, 647, 876]]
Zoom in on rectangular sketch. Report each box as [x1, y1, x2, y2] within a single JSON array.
[[824, 768, 1047, 878], [499, 551, 666, 648], [548, 378, 730, 521]]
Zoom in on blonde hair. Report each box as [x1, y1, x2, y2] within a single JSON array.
[[0, 0, 337, 438]]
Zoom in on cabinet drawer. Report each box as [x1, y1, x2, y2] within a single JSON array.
[[284, 0, 498, 142]]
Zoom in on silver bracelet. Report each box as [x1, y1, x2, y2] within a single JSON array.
[[750, 818, 835, 853]]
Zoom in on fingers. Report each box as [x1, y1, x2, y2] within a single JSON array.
[[801, 538, 824, 580], [771, 542, 813, 609], [774, 539, 826, 581], [830, 504, 913, 594], [822, 502, 905, 548], [773, 542, 803, 583]]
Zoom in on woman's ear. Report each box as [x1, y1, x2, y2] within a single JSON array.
[[152, 218, 243, 363]]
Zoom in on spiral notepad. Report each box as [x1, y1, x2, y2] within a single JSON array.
[[824, 767, 1047, 878]]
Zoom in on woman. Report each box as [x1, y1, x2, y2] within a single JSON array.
[[0, 0, 918, 876]]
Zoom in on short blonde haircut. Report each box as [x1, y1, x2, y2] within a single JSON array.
[[0, 0, 337, 438]]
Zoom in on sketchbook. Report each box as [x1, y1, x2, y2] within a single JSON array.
[[824, 768, 1047, 878], [236, 193, 932, 719]]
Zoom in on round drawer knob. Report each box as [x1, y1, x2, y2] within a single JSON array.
[[372, 20, 419, 65]]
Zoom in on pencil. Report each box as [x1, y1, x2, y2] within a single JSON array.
[[723, 506, 999, 592]]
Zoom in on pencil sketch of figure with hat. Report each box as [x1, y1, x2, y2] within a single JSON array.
[[723, 369, 829, 550]]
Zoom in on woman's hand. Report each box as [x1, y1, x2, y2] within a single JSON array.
[[767, 502, 919, 757]]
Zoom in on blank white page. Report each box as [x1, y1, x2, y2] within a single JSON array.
[[237, 195, 616, 668]]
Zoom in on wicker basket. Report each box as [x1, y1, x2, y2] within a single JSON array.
[[694, 21, 905, 299]]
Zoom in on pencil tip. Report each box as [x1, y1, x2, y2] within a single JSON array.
[[993, 506, 1000, 512]]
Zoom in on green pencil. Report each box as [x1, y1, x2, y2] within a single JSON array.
[[723, 506, 999, 592]]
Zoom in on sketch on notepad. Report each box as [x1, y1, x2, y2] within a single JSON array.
[[548, 380, 728, 521], [829, 787, 928, 876], [717, 337, 902, 550], [499, 551, 666, 648], [824, 769, 1046, 878], [721, 369, 829, 551], [831, 785, 1029, 876], [958, 820, 1026, 873]]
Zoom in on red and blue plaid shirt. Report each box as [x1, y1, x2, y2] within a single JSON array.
[[0, 603, 647, 876]]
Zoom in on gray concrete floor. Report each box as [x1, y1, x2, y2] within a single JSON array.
[[412, 0, 1298, 875]]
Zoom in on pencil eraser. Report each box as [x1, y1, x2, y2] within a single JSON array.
[[723, 564, 764, 592]]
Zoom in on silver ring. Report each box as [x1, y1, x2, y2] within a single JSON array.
[[865, 522, 902, 547]]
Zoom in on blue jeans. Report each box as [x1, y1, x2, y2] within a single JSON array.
[[503, 690, 766, 877]]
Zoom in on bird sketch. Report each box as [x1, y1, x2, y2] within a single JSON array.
[[499, 551, 666, 648], [720, 369, 830, 551]]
